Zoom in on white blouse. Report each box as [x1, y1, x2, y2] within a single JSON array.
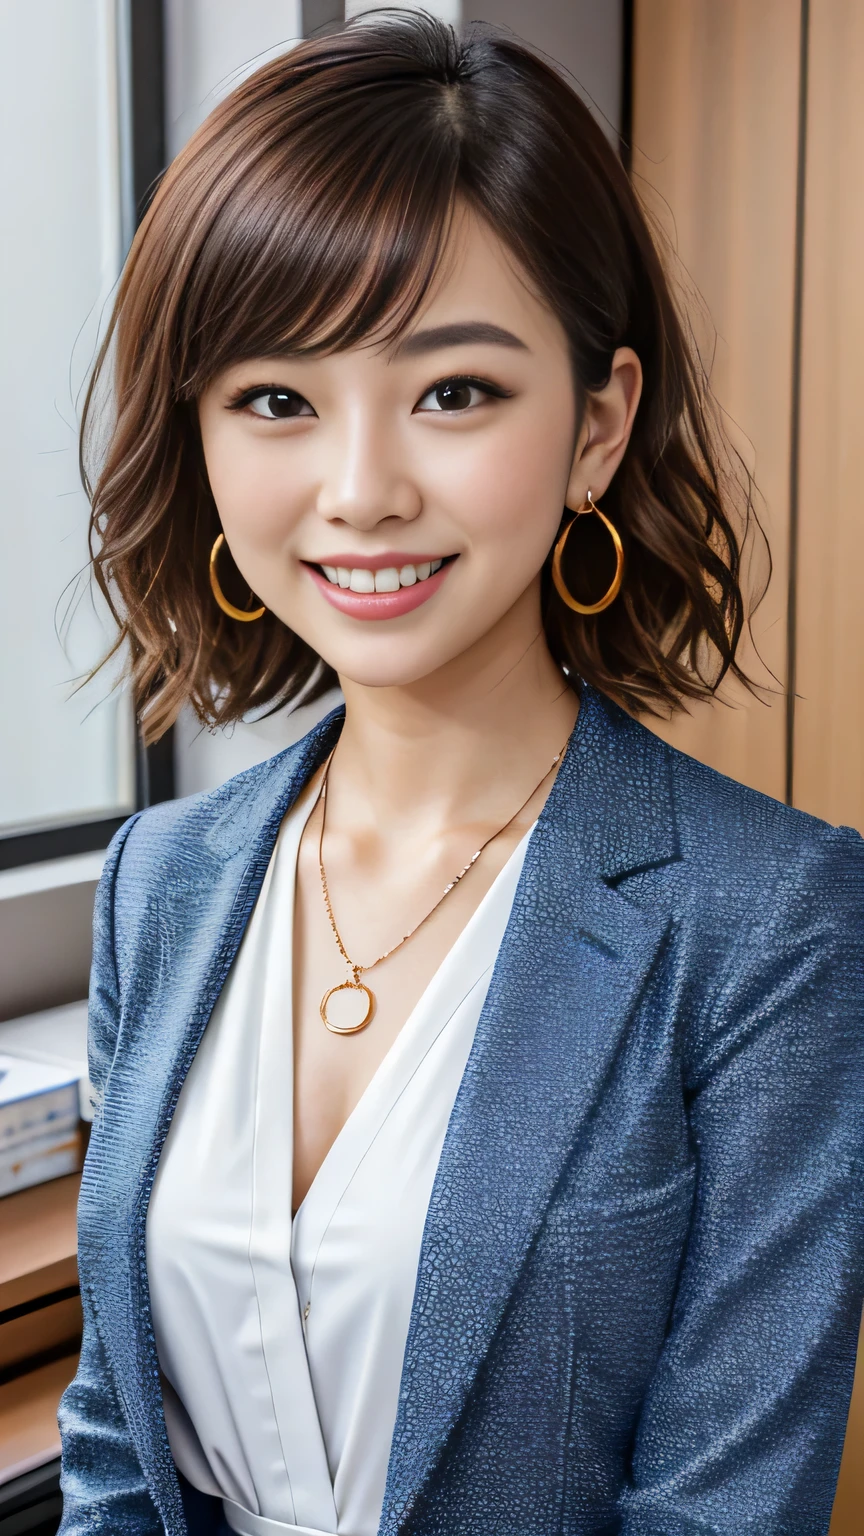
[[146, 783, 532, 1536]]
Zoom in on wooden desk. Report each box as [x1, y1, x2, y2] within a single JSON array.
[[0, 1174, 80, 1314], [0, 1354, 79, 1484], [0, 1174, 81, 1486]]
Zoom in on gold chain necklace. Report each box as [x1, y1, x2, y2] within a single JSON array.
[[316, 738, 569, 1035]]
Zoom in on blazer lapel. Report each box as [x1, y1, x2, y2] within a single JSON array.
[[381, 688, 681, 1533], [81, 707, 344, 1531]]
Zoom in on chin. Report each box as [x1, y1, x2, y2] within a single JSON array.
[[304, 619, 488, 691], [282, 585, 533, 690], [320, 646, 462, 691]]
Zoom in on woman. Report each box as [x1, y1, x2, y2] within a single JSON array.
[[59, 14, 863, 1536]]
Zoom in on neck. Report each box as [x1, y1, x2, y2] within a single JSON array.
[[333, 586, 578, 830]]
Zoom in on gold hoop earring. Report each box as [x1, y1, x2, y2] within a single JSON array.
[[209, 533, 266, 622], [551, 491, 624, 615]]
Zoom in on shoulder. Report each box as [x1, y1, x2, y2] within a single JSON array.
[[664, 738, 864, 1101], [593, 685, 864, 891], [101, 706, 344, 924], [580, 690, 864, 1026], [661, 719, 864, 917], [118, 743, 300, 867], [586, 694, 864, 1087], [624, 708, 863, 1041], [665, 739, 864, 1031]]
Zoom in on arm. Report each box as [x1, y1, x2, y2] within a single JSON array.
[[621, 826, 864, 1536], [58, 816, 163, 1535]]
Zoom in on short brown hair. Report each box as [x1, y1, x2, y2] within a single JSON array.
[[85, 11, 760, 742]]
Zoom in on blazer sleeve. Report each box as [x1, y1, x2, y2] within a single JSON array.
[[57, 815, 163, 1536], [621, 824, 864, 1536]]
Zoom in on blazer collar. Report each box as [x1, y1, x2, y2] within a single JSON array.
[[85, 684, 679, 1535], [561, 682, 679, 884]]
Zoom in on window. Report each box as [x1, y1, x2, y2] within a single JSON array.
[[0, 1, 168, 867]]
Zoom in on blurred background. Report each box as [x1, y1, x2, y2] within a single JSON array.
[[0, 3, 860, 1532]]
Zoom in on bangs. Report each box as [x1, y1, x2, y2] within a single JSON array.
[[89, 11, 756, 741], [174, 81, 464, 394]]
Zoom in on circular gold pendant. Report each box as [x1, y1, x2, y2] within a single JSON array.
[[320, 980, 375, 1035]]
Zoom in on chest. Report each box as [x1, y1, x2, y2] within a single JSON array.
[[144, 867, 520, 1530], [290, 799, 534, 1210]]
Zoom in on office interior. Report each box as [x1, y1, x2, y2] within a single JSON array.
[[0, 2, 860, 1532]]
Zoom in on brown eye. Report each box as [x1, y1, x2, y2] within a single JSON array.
[[248, 390, 314, 419], [435, 380, 473, 410], [416, 377, 494, 413]]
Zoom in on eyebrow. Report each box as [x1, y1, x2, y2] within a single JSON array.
[[395, 321, 529, 357]]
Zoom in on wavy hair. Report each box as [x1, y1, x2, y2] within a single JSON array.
[[84, 10, 761, 741]]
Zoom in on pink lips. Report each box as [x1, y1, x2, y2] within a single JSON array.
[[304, 559, 455, 620]]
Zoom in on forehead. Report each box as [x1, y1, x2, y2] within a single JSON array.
[[401, 208, 566, 357]]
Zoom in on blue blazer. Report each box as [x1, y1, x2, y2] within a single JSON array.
[[58, 686, 864, 1536]]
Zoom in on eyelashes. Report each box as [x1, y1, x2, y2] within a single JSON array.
[[227, 387, 314, 420], [225, 374, 513, 420], [414, 375, 512, 412]]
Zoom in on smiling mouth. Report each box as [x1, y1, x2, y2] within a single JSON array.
[[302, 554, 458, 620], [313, 557, 452, 592]]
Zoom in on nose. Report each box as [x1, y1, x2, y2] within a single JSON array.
[[314, 404, 421, 531]]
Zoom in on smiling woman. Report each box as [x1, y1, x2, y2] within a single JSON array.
[[194, 204, 640, 680], [84, 9, 747, 743], [60, 13, 864, 1536]]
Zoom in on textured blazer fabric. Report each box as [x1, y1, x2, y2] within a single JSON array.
[[57, 685, 864, 1536]]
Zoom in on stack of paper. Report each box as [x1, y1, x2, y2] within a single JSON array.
[[0, 1000, 92, 1119], [0, 1053, 82, 1197]]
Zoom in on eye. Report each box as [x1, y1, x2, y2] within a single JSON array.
[[415, 376, 506, 413], [234, 388, 315, 420]]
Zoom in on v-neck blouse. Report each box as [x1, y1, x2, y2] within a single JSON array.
[[146, 782, 534, 1536]]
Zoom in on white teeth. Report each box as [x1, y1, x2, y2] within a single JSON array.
[[319, 559, 449, 591]]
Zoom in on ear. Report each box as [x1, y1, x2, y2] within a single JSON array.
[[565, 347, 643, 511]]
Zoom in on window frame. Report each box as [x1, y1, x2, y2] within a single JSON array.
[[0, 0, 174, 873]]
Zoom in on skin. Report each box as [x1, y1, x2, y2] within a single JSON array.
[[198, 207, 642, 1210]]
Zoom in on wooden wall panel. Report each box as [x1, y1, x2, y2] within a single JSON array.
[[631, 1, 801, 799], [632, 7, 863, 1528], [792, 0, 864, 831], [800, 7, 864, 1511]]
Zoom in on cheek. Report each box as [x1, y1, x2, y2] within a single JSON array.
[[430, 405, 572, 557], [201, 423, 305, 545]]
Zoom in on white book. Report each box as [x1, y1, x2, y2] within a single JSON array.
[[0, 1124, 82, 1198], [0, 1001, 94, 1121], [0, 1053, 80, 1153]]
